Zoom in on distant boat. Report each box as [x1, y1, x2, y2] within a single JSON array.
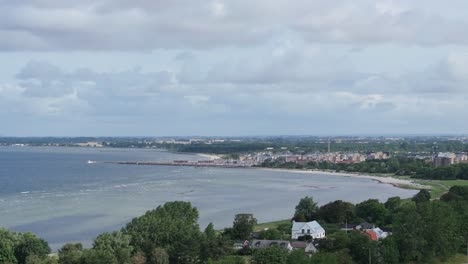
[[87, 160, 97, 164]]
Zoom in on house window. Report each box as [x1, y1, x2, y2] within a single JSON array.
[[302, 229, 305, 234], [307, 229, 310, 234]]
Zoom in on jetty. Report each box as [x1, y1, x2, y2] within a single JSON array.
[[97, 160, 251, 168]]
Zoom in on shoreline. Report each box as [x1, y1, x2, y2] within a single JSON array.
[[255, 167, 428, 190], [197, 153, 223, 160]]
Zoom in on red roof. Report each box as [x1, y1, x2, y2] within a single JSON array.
[[365, 230, 378, 241]]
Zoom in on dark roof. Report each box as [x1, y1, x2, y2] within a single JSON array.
[[250, 240, 290, 249], [291, 241, 307, 249], [359, 222, 374, 229]]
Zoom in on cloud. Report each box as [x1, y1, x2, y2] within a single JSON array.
[[1, 51, 468, 136], [1, 1, 468, 51]]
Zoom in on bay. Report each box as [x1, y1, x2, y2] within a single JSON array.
[[0, 146, 417, 250]]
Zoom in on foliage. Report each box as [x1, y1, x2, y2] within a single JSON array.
[[319, 231, 349, 252], [309, 250, 354, 264], [355, 199, 388, 226], [200, 223, 232, 262], [415, 164, 468, 180], [251, 246, 289, 264], [93, 231, 132, 264], [347, 231, 377, 264], [258, 229, 282, 240], [230, 214, 257, 240], [122, 201, 201, 264], [147, 247, 169, 264], [0, 228, 21, 263], [14, 232, 51, 264], [294, 196, 318, 222], [81, 249, 118, 264], [207, 255, 245, 264], [412, 189, 431, 204], [318, 200, 355, 224], [58, 243, 83, 264]]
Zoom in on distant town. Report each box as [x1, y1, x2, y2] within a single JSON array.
[[3, 136, 468, 169]]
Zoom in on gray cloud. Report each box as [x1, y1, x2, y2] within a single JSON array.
[[1, 1, 468, 51], [1, 52, 467, 136]]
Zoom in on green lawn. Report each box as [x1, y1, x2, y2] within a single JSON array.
[[254, 219, 290, 232], [411, 179, 468, 198], [433, 254, 468, 264]]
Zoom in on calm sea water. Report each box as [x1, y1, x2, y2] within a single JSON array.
[[0, 146, 417, 250]]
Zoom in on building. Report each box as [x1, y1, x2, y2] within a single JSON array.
[[250, 240, 293, 252], [433, 152, 456, 167], [291, 220, 326, 239], [290, 241, 318, 254]]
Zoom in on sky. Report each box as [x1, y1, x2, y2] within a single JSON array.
[[1, 0, 468, 136]]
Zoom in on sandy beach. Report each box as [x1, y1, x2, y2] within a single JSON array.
[[197, 153, 223, 160], [257, 168, 428, 190]]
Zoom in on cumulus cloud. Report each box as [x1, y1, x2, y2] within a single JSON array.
[[1, 51, 468, 136], [1, 0, 468, 50], [1, 1, 468, 135]]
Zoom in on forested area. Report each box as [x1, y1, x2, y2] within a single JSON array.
[[152, 140, 468, 154], [1, 186, 467, 264], [261, 156, 468, 180]]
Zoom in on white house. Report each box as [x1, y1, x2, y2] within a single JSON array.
[[291, 220, 326, 239]]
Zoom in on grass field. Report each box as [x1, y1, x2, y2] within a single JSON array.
[[412, 179, 468, 198], [254, 219, 290, 232]]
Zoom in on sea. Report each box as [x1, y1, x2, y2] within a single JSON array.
[[0, 146, 417, 250]]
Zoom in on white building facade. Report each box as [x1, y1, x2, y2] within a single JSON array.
[[291, 220, 326, 239]]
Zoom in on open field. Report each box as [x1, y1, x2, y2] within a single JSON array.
[[254, 219, 291, 232]]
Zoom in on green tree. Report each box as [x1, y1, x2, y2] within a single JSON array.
[[93, 231, 132, 264], [0, 228, 20, 263], [207, 255, 245, 264], [294, 196, 318, 222], [130, 251, 146, 264], [14, 232, 50, 264], [81, 249, 118, 264], [355, 199, 387, 225], [200, 223, 232, 262], [393, 204, 427, 263], [319, 231, 349, 252], [251, 246, 288, 264], [147, 248, 169, 264], [318, 200, 355, 224], [309, 250, 354, 264], [286, 249, 309, 264], [384, 196, 401, 211], [123, 201, 201, 264], [231, 214, 257, 240], [378, 236, 399, 264], [347, 231, 377, 264], [412, 189, 431, 204], [418, 201, 460, 260], [58, 243, 83, 264]]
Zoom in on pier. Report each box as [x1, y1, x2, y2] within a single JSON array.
[[98, 160, 251, 168]]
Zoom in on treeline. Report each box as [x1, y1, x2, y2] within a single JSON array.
[[3, 137, 467, 154], [414, 163, 468, 180], [260, 157, 430, 176], [156, 140, 468, 154], [261, 156, 468, 180], [1, 187, 468, 264]]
